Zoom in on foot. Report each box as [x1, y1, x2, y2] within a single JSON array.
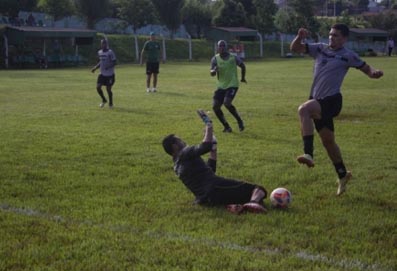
[[152, 87, 157, 92], [99, 101, 107, 108], [297, 154, 314, 168], [146, 88, 151, 93], [243, 202, 267, 213], [337, 171, 352, 196], [109, 104, 113, 109], [223, 127, 232, 133], [238, 120, 245, 132]]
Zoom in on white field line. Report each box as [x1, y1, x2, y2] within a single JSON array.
[[0, 204, 393, 271]]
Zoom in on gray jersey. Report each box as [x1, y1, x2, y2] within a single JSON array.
[[307, 43, 365, 99], [173, 142, 215, 200], [98, 49, 116, 76]]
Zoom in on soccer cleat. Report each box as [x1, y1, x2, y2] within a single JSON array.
[[152, 87, 157, 92], [146, 88, 151, 93], [223, 127, 232, 133], [99, 101, 107, 108], [243, 202, 267, 213], [109, 104, 114, 109], [238, 120, 245, 132], [226, 204, 244, 214], [337, 171, 352, 196], [297, 154, 315, 168], [197, 109, 212, 125]]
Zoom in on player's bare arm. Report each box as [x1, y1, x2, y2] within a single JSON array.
[[239, 62, 247, 83], [91, 62, 100, 73], [290, 28, 309, 54], [360, 64, 384, 79]]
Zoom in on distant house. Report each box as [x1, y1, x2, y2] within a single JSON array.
[[348, 28, 389, 55]]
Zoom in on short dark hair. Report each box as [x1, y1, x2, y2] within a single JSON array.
[[162, 134, 176, 155], [331, 23, 350, 37]]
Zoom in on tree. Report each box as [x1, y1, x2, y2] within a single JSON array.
[[274, 6, 299, 34], [74, 0, 111, 29], [251, 0, 278, 35], [151, 0, 185, 39], [37, 0, 75, 20], [289, 0, 320, 35], [182, 0, 212, 38], [0, 0, 38, 16], [213, 0, 247, 27], [115, 0, 157, 33]]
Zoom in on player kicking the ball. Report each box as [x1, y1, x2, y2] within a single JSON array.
[[290, 24, 383, 195], [162, 110, 267, 214]]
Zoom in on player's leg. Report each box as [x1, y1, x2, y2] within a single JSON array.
[[212, 89, 231, 132], [318, 127, 351, 195], [223, 88, 244, 131], [152, 73, 158, 92], [152, 62, 159, 92], [96, 75, 107, 107], [145, 62, 152, 92], [297, 99, 321, 167], [105, 75, 115, 107]]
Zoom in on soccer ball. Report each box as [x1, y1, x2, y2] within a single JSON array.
[[270, 187, 292, 208]]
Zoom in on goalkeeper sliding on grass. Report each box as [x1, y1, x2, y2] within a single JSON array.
[[162, 110, 267, 214]]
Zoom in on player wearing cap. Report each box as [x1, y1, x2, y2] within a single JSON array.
[[140, 32, 162, 93]]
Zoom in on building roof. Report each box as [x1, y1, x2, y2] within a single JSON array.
[[206, 27, 258, 41], [3, 26, 96, 45], [350, 28, 389, 37]]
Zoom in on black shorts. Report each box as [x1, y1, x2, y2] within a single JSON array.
[[313, 93, 342, 132], [146, 62, 159, 74], [204, 176, 259, 205], [213, 87, 239, 103], [97, 74, 115, 87]]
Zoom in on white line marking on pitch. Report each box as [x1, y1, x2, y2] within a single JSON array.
[[0, 204, 393, 271]]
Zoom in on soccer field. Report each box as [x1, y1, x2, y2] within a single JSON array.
[[0, 58, 396, 271]]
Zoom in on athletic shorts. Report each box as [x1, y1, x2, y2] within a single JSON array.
[[313, 93, 342, 132], [203, 176, 264, 205], [146, 62, 159, 74], [213, 87, 239, 103], [97, 74, 115, 87]]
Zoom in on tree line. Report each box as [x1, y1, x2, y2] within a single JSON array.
[[1, 0, 397, 38]]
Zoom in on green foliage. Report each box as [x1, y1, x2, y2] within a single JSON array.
[[0, 58, 396, 270], [0, 0, 38, 16], [37, 0, 75, 20], [74, 0, 111, 29], [151, 0, 185, 38], [181, 0, 212, 38], [213, 0, 247, 27], [115, 0, 157, 33]]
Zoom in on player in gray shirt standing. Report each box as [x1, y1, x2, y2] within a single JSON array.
[[290, 24, 383, 196], [91, 39, 117, 108]]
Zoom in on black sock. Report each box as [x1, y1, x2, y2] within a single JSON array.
[[334, 162, 347, 179], [303, 135, 314, 157]]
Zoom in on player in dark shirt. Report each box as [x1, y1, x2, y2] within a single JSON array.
[[162, 110, 267, 214]]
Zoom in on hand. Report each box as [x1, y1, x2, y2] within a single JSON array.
[[91, 68, 96, 73], [241, 78, 247, 83], [298, 28, 309, 39], [197, 109, 212, 125], [372, 69, 383, 78], [210, 68, 217, 76]]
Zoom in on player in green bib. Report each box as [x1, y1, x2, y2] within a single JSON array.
[[210, 40, 246, 132]]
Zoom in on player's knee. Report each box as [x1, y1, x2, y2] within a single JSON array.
[[212, 104, 221, 112]]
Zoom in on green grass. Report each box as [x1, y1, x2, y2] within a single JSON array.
[[0, 57, 396, 271]]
